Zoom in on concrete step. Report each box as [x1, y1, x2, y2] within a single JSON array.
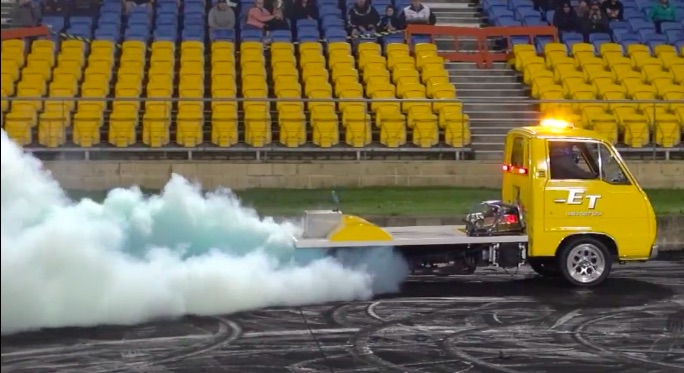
[[456, 89, 530, 98], [449, 75, 520, 84], [454, 82, 524, 90]]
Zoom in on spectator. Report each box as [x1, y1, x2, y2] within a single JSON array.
[[268, 8, 290, 30], [125, 0, 152, 16], [377, 5, 401, 32], [292, 0, 318, 20], [247, 0, 275, 29], [398, 0, 436, 27], [347, 0, 380, 36], [601, 0, 624, 21], [575, 0, 590, 18], [10, 0, 40, 27], [580, 0, 609, 42], [266, 0, 293, 20], [42, 0, 68, 16], [553, 2, 579, 32], [649, 0, 678, 33], [208, 0, 236, 37]]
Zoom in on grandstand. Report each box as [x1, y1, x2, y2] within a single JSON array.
[[1, 0, 473, 160], [1, 0, 683, 161], [482, 0, 684, 159]]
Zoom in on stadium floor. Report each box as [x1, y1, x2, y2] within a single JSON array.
[[2, 260, 683, 373]]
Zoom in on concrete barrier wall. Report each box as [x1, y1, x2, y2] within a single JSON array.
[[43, 160, 684, 190]]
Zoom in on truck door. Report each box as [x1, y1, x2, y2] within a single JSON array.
[[543, 139, 654, 258]]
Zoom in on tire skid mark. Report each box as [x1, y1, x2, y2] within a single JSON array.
[[572, 309, 684, 370], [348, 302, 503, 372]]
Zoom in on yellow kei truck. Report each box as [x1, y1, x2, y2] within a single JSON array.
[[293, 119, 660, 287]]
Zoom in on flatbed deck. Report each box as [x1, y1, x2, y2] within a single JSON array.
[[294, 225, 529, 249]]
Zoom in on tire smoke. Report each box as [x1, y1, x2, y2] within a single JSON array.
[[0, 130, 409, 335]]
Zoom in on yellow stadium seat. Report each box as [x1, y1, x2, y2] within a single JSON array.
[[142, 110, 171, 147], [73, 111, 102, 147], [4, 110, 35, 145], [176, 111, 204, 147], [38, 111, 68, 148], [376, 109, 406, 148], [244, 109, 272, 147], [407, 108, 438, 148], [620, 114, 651, 148], [342, 109, 371, 147], [108, 111, 137, 147], [439, 105, 471, 147], [581, 108, 618, 144], [278, 108, 306, 147], [211, 104, 238, 147], [513, 44, 536, 70], [311, 110, 340, 148]]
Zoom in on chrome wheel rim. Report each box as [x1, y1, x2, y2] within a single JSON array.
[[567, 244, 605, 284]]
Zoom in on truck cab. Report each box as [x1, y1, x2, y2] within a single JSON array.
[[501, 119, 658, 285]]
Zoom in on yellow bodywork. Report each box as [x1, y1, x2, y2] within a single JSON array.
[[329, 215, 393, 242], [502, 125, 657, 261]]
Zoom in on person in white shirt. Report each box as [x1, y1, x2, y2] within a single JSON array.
[[398, 0, 436, 27]]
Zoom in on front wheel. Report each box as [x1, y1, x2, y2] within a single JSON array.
[[557, 238, 613, 287]]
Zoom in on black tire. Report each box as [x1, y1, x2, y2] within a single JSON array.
[[528, 258, 560, 277], [557, 237, 613, 287]]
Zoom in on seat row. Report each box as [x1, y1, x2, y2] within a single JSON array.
[[514, 42, 684, 148]]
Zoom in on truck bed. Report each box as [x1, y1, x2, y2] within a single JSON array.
[[294, 225, 529, 249]]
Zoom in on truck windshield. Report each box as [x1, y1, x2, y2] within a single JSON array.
[[548, 141, 630, 185]]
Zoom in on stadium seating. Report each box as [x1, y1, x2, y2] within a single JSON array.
[[0, 0, 472, 150], [484, 0, 684, 148]]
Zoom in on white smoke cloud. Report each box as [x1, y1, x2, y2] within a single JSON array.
[[0, 129, 409, 335]]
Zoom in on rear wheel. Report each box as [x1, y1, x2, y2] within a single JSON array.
[[557, 238, 612, 287], [528, 258, 560, 277]]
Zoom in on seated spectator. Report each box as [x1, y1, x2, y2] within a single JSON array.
[[398, 0, 436, 27], [125, 0, 152, 16], [10, 0, 40, 27], [649, 0, 678, 33], [579, 0, 609, 42], [42, 0, 68, 16], [268, 8, 290, 30], [292, 0, 318, 21], [247, 0, 275, 29], [347, 0, 380, 36], [553, 2, 579, 32], [208, 0, 236, 38], [601, 0, 624, 21], [266, 0, 293, 20], [377, 5, 401, 32], [575, 0, 590, 18]]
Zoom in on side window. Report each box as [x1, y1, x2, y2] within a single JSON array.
[[511, 137, 525, 168], [598, 143, 631, 185], [548, 141, 600, 180]]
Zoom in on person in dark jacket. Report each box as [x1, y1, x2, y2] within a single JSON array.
[[292, 0, 318, 20], [42, 0, 68, 16], [579, 0, 609, 41], [575, 0, 590, 18], [398, 0, 436, 27], [266, 0, 293, 20], [601, 0, 624, 21], [10, 0, 40, 27], [549, 143, 597, 180], [553, 2, 579, 32], [377, 5, 401, 32], [347, 0, 380, 36]]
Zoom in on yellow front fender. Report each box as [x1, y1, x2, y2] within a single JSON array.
[[328, 215, 393, 242]]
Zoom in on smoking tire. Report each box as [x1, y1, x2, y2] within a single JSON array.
[[558, 237, 613, 287], [528, 258, 561, 277]]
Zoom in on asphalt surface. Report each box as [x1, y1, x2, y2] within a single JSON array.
[[2, 260, 683, 373]]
